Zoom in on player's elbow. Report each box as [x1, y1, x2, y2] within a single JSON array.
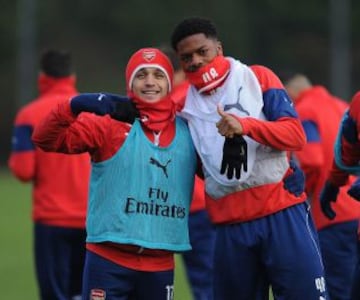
[[8, 157, 34, 182], [12, 171, 33, 182], [291, 120, 307, 151]]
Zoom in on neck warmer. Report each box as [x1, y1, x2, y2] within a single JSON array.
[[38, 73, 76, 95], [185, 55, 230, 94], [131, 93, 176, 132]]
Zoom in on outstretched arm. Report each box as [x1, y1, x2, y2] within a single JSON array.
[[32, 101, 109, 154], [70, 93, 139, 123]]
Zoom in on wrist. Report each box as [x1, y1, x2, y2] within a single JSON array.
[[229, 114, 244, 135]]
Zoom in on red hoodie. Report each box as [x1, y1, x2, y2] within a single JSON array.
[[294, 86, 360, 230], [8, 74, 90, 228]]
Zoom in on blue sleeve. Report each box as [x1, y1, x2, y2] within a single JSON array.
[[262, 89, 298, 121], [70, 92, 130, 115], [302, 120, 320, 142], [342, 110, 358, 144], [11, 125, 35, 152]]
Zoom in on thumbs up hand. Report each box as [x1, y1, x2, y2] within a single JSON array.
[[216, 105, 243, 138]]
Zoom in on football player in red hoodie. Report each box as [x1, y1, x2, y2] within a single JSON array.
[[283, 73, 360, 300], [320, 90, 360, 300], [8, 49, 90, 300]]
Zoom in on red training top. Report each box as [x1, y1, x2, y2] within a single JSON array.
[[8, 74, 90, 228], [294, 86, 360, 230], [32, 101, 178, 271]]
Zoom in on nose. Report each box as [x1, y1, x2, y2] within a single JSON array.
[[144, 74, 156, 85], [191, 53, 203, 67], [187, 53, 204, 72]]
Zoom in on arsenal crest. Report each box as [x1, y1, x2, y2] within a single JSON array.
[[90, 289, 106, 300], [142, 50, 156, 62]]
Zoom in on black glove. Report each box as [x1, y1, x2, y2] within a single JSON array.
[[283, 160, 305, 197], [347, 177, 360, 201], [320, 180, 340, 220], [220, 135, 248, 180], [110, 101, 139, 124]]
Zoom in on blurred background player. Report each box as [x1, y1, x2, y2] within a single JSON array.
[[319, 90, 360, 300], [162, 45, 216, 300], [283, 72, 360, 300], [8, 49, 90, 300]]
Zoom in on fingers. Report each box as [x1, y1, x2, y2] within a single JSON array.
[[325, 205, 336, 220], [235, 166, 241, 179], [217, 117, 237, 138], [217, 105, 233, 137], [221, 163, 246, 180], [220, 159, 227, 175], [216, 107, 243, 137], [321, 200, 336, 220], [227, 165, 234, 179], [217, 104, 226, 117], [243, 146, 248, 172]]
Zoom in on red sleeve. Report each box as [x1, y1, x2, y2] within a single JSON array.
[[171, 80, 190, 111], [32, 101, 129, 161], [238, 116, 306, 151], [238, 65, 306, 151]]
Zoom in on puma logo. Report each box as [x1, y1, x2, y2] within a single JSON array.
[[97, 93, 105, 101], [149, 157, 171, 178], [223, 87, 250, 116]]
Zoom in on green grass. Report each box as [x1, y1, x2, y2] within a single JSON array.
[[175, 256, 193, 300], [0, 169, 37, 299], [0, 169, 192, 299]]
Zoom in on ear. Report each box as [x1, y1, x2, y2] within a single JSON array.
[[217, 41, 223, 56]]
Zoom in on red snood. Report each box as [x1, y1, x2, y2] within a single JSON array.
[[185, 55, 230, 94]]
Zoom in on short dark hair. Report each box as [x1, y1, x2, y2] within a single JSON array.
[[171, 17, 218, 51], [40, 49, 72, 77]]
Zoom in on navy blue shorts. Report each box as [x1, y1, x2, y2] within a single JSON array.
[[318, 220, 359, 300], [213, 203, 329, 300], [82, 251, 174, 300], [34, 223, 86, 300], [182, 209, 216, 300], [351, 238, 360, 299]]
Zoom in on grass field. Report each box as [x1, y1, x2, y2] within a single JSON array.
[[0, 168, 193, 299]]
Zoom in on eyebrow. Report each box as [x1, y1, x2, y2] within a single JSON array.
[[136, 68, 165, 75], [180, 45, 207, 56]]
